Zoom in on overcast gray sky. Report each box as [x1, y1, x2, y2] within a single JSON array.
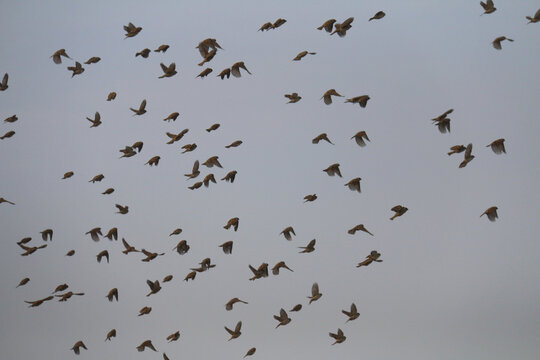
[[1, 0, 540, 359]]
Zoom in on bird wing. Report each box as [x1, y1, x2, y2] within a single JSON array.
[[235, 321, 242, 332], [139, 99, 147, 111], [312, 282, 319, 296], [2, 73, 7, 86]]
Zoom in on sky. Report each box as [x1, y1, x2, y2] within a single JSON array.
[[1, 0, 540, 359]]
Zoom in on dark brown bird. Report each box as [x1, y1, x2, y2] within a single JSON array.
[[0, 197, 16, 205], [369, 11, 386, 21], [217, 68, 231, 79], [273, 18, 287, 28], [86, 227, 102, 242], [351, 131, 370, 147], [136, 48, 151, 58], [244, 347, 256, 358], [224, 217, 239, 231], [0, 131, 15, 139], [221, 170, 237, 183], [122, 238, 139, 254], [132, 141, 143, 152], [197, 67, 213, 78], [317, 19, 336, 32], [231, 61, 252, 77], [154, 44, 170, 53], [130, 99, 147, 115], [169, 228, 182, 236], [184, 160, 200, 179], [249, 263, 269, 280], [188, 182, 203, 190], [224, 321, 242, 340], [526, 9, 540, 23], [115, 204, 129, 214], [203, 156, 222, 168], [480, 0, 496, 15], [62, 171, 74, 179], [106, 288, 118, 302], [290, 304, 302, 312], [40, 229, 53, 241], [225, 297, 248, 311], [51, 49, 72, 64], [448, 145, 466, 156], [71, 340, 88, 354], [105, 329, 116, 341], [56, 291, 85, 302], [102, 188, 114, 195], [145, 156, 160, 166], [342, 303, 360, 322], [25, 295, 54, 307], [17, 277, 30, 288], [321, 89, 343, 105], [312, 133, 333, 144], [219, 241, 233, 254], [19, 243, 47, 256], [357, 250, 383, 267], [299, 239, 316, 253], [84, 56, 101, 64], [136, 339, 157, 352], [459, 143, 474, 168], [481, 206, 498, 221], [345, 177, 361, 193], [346, 95, 370, 108], [141, 249, 165, 262], [348, 224, 374, 236], [308, 282, 322, 304], [173, 240, 190, 255], [166, 129, 189, 144], [181, 143, 197, 153], [493, 36, 513, 50], [106, 92, 116, 101], [18, 237, 32, 245], [146, 279, 161, 297], [96, 250, 109, 263], [104, 227, 118, 241], [67, 62, 85, 77], [487, 138, 506, 154], [124, 22, 142, 38], [206, 123, 221, 132], [159, 62, 177, 78], [331, 17, 354, 37], [280, 226, 296, 241], [51, 284, 68, 294], [196, 38, 223, 58], [184, 271, 196, 281], [89, 174, 104, 183], [304, 194, 317, 202], [163, 112, 180, 122], [225, 140, 243, 148], [329, 328, 346, 345], [167, 331, 180, 342], [198, 49, 216, 66], [85, 111, 102, 127], [65, 250, 75, 256], [323, 163, 342, 177], [293, 51, 316, 61], [163, 275, 173, 282], [272, 261, 294, 275], [203, 174, 216, 187], [259, 22, 273, 31], [274, 308, 292, 328], [0, 73, 8, 91], [4, 115, 17, 123], [390, 205, 408, 220], [138, 306, 152, 316], [284, 93, 302, 103]]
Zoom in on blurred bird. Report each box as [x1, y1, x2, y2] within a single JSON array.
[[181, 144, 197, 153], [225, 321, 242, 340], [170, 228, 182, 236], [25, 295, 54, 307], [244, 347, 256, 358], [273, 18, 287, 28], [259, 22, 273, 31], [89, 174, 104, 183], [71, 340, 87, 354], [130, 99, 147, 115], [105, 329, 116, 341], [249, 263, 269, 280], [51, 49, 71, 64], [115, 204, 128, 214], [132, 141, 143, 152], [167, 331, 180, 342], [86, 227, 102, 242], [40, 229, 53, 241], [331, 17, 354, 37], [346, 95, 370, 108], [481, 206, 498, 221], [342, 303, 360, 322], [0, 197, 15, 205], [357, 250, 383, 267], [390, 205, 408, 220], [145, 156, 160, 166], [84, 56, 100, 64], [308, 282, 322, 304], [102, 188, 114, 195], [96, 250, 109, 263], [106, 288, 118, 301], [198, 49, 217, 66], [184, 160, 200, 179], [459, 143, 474, 168], [206, 123, 220, 132], [62, 171, 74, 179], [526, 9, 540, 23], [173, 240, 190, 255], [432, 118, 451, 133], [19, 243, 47, 256], [321, 89, 343, 105], [87, 111, 101, 127], [272, 261, 293, 275], [163, 275, 173, 282], [219, 241, 233, 254], [480, 0, 496, 15], [119, 146, 136, 158], [141, 249, 165, 262], [224, 217, 239, 231], [323, 163, 342, 177], [196, 38, 223, 58], [312, 133, 333, 144], [122, 238, 139, 254], [225, 140, 243, 148], [56, 291, 84, 302], [203, 174, 216, 187], [274, 308, 292, 328], [221, 170, 237, 183], [51, 284, 68, 293], [124, 22, 142, 38], [290, 304, 302, 312], [231, 62, 251, 77], [304, 194, 317, 202], [299, 239, 316, 253], [163, 112, 180, 122], [4, 115, 17, 123], [280, 226, 296, 240], [138, 306, 152, 316], [0, 131, 15, 139], [226, 297, 248, 311], [369, 11, 386, 21], [351, 131, 370, 147], [65, 250, 75, 256], [317, 19, 336, 32], [184, 271, 196, 281], [67, 62, 84, 77], [154, 44, 170, 52], [487, 138, 506, 154], [18, 237, 32, 245], [293, 51, 316, 61], [146, 279, 161, 296], [197, 67, 213, 78], [159, 63, 177, 78], [166, 129, 189, 144], [136, 340, 157, 352], [0, 73, 8, 91], [348, 224, 374, 236], [492, 36, 513, 50], [285, 93, 302, 103], [448, 145, 466, 156], [188, 182, 202, 190], [104, 227, 118, 241], [345, 177, 361, 193], [329, 328, 346, 345], [17, 278, 30, 287], [106, 92, 116, 101], [203, 156, 223, 168], [217, 68, 231, 79]]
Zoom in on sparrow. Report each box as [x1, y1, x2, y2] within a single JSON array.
[[146, 279, 161, 297], [145, 156, 160, 166], [203, 156, 223, 168], [84, 56, 101, 64], [369, 11, 386, 21], [51, 49, 71, 64], [357, 250, 383, 267], [225, 297, 248, 311], [136, 340, 157, 352], [224, 217, 239, 231], [188, 182, 203, 190], [323, 163, 342, 177], [167, 331, 180, 342], [173, 240, 190, 255], [71, 340, 87, 354], [197, 67, 213, 78], [317, 19, 336, 32], [274, 308, 292, 328], [163, 112, 180, 122], [329, 328, 346, 345], [206, 123, 221, 132], [321, 89, 343, 105], [159, 63, 177, 78], [184, 271, 196, 281], [312, 133, 333, 144], [492, 36, 513, 50], [258, 22, 273, 31], [25, 295, 54, 307], [154, 44, 170, 53], [224, 321, 242, 340], [102, 188, 114, 195], [280, 226, 296, 240], [293, 51, 316, 61], [181, 144, 197, 153], [284, 93, 302, 103], [345, 95, 370, 108], [166, 129, 189, 144], [50, 283, 67, 293], [249, 263, 269, 280], [106, 288, 118, 301], [225, 140, 243, 148], [342, 303, 360, 322], [459, 143, 474, 168], [217, 68, 231, 79], [105, 329, 116, 341], [0, 131, 15, 139], [163, 275, 173, 282], [219, 241, 233, 254], [121, 238, 139, 254], [4, 115, 17, 123], [115, 204, 129, 214], [448, 145, 466, 156], [331, 17, 354, 37], [348, 224, 374, 236], [308, 282, 322, 304], [141, 249, 165, 262], [106, 92, 116, 101], [40, 229, 53, 241], [130, 99, 147, 115], [390, 205, 408, 220], [62, 170, 74, 179], [19, 244, 47, 256], [290, 304, 303, 312], [273, 18, 287, 28], [304, 194, 317, 202], [56, 291, 85, 302], [65, 250, 75, 256], [221, 170, 237, 183], [104, 227, 118, 241], [244, 347, 256, 358], [299, 239, 316, 253], [86, 227, 102, 242], [198, 49, 216, 66], [138, 306, 152, 316], [67, 62, 84, 77], [169, 228, 182, 236], [124, 22, 142, 38], [203, 174, 216, 187], [526, 9, 540, 23], [487, 138, 506, 154], [196, 38, 223, 58], [17, 278, 30, 287], [351, 131, 370, 147], [96, 250, 109, 263], [184, 160, 200, 179], [480, 0, 496, 15], [345, 178, 361, 193], [87, 112, 101, 127], [481, 206, 498, 221], [89, 174, 104, 183]]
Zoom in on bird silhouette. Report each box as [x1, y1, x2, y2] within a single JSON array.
[[159, 63, 177, 78], [321, 89, 343, 105], [173, 240, 190, 255], [357, 250, 383, 267], [312, 133, 333, 144], [348, 224, 374, 236], [493, 36, 513, 50], [67, 62, 84, 77], [274, 308, 292, 328], [323, 163, 342, 177], [299, 239, 316, 253], [345, 95, 370, 108], [526, 9, 540, 23], [124, 22, 142, 38], [51, 49, 71, 64], [369, 11, 386, 21], [106, 92, 116, 101], [106, 288, 118, 302], [293, 51, 316, 61], [85, 227, 102, 242], [130, 99, 147, 115], [481, 206, 498, 222], [487, 138, 506, 154], [329, 328, 346, 345], [225, 297, 248, 311], [154, 44, 170, 52], [390, 205, 408, 220], [219, 241, 233, 254], [84, 56, 100, 64], [105, 329, 116, 341], [308, 282, 322, 304], [342, 303, 360, 322], [224, 321, 242, 340], [480, 0, 496, 15], [136, 340, 157, 352], [221, 170, 237, 183], [280, 226, 296, 240], [0, 73, 8, 91], [71, 340, 87, 354], [317, 19, 336, 32], [345, 178, 361, 193], [96, 250, 109, 263], [224, 217, 239, 231]]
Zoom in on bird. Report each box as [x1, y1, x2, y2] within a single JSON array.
[[244, 347, 256, 358], [25, 295, 54, 307], [526, 9, 540, 23], [198, 49, 217, 66], [221, 170, 237, 183], [105, 329, 116, 341], [206, 123, 221, 132], [487, 138, 506, 154], [132, 141, 144, 152], [203, 156, 223, 168], [448, 145, 466, 156], [345, 178, 361, 193], [185, 160, 200, 179], [154, 44, 170, 52], [225, 140, 243, 148], [274, 308, 292, 328], [145, 156, 160, 166], [173, 240, 190, 255], [119, 146, 136, 158], [272, 261, 293, 275], [56, 291, 85, 302], [124, 22, 142, 38], [102, 188, 114, 195], [71, 340, 87, 354], [84, 56, 100, 64], [217, 68, 231, 79], [203, 174, 216, 187], [348, 224, 374, 236], [159, 63, 177, 78], [231, 61, 251, 77], [224, 217, 239, 231], [258, 22, 273, 31], [293, 51, 316, 61], [459, 143, 474, 168], [136, 340, 157, 352], [104, 227, 118, 241], [304, 194, 317, 202], [312, 133, 333, 144], [196, 38, 223, 58], [0, 131, 15, 140], [51, 49, 71, 64], [89, 174, 104, 183], [167, 331, 180, 342], [369, 11, 386, 21], [323, 163, 342, 177], [106, 288, 118, 302], [4, 115, 17, 123], [163, 275, 173, 282], [273, 18, 287, 28], [345, 95, 370, 108], [17, 278, 30, 287], [390, 205, 408, 220], [184, 271, 196, 281], [342, 303, 360, 322], [87, 111, 101, 127], [357, 250, 383, 267], [0, 197, 16, 205], [67, 62, 85, 77], [170, 228, 182, 236], [130, 99, 147, 115], [299, 239, 316, 253], [492, 36, 513, 50], [146, 279, 161, 297], [280, 226, 296, 241], [52, 284, 69, 293], [65, 250, 75, 256], [86, 227, 102, 242], [0, 73, 8, 91], [329, 328, 346, 345], [224, 321, 242, 340], [163, 112, 180, 122], [480, 0, 496, 15], [248, 263, 269, 280], [284, 93, 302, 103], [219, 241, 233, 254], [188, 182, 203, 190], [290, 304, 303, 312], [317, 19, 336, 32], [106, 92, 116, 101], [481, 206, 498, 222], [225, 297, 248, 311], [19, 244, 47, 256], [138, 306, 152, 316], [141, 249, 165, 262], [308, 282, 322, 304], [96, 250, 109, 263], [321, 89, 343, 105], [166, 129, 189, 144], [351, 131, 370, 147], [331, 17, 354, 37], [432, 118, 451, 133], [121, 238, 139, 254], [197, 67, 213, 78], [115, 204, 128, 214], [40, 229, 53, 241], [181, 144, 197, 153], [18, 237, 32, 245]]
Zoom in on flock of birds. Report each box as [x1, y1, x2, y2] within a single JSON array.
[[2, 2, 539, 359]]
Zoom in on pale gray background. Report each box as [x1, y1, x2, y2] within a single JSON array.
[[1, 0, 539, 359]]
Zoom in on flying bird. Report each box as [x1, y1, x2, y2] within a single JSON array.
[[329, 328, 346, 345], [51, 49, 71, 64], [106, 288, 118, 302], [390, 205, 408, 220], [67, 62, 85, 77], [448, 145, 466, 156], [351, 131, 370, 147], [280, 226, 296, 240], [25, 295, 54, 307], [345, 178, 361, 193], [323, 163, 342, 177], [348, 224, 374, 236], [249, 263, 269, 280], [293, 51, 316, 61], [290, 304, 303, 312], [224, 321, 242, 340], [481, 206, 498, 222], [71, 340, 87, 354], [185, 160, 200, 179], [170, 228, 182, 236], [96, 250, 109, 263], [225, 297, 248, 311], [138, 306, 152, 316], [480, 0, 496, 15], [217, 68, 231, 79], [224, 217, 239, 231], [0, 131, 15, 140], [124, 22, 142, 38], [106, 92, 116, 101], [317, 19, 336, 32], [487, 138, 506, 154], [459, 143, 474, 168], [146, 279, 161, 297], [86, 227, 102, 242], [244, 347, 256, 358], [206, 123, 220, 132], [321, 89, 343, 105], [122, 238, 139, 254], [154, 44, 170, 52], [104, 227, 118, 241], [167, 331, 180, 342], [197, 67, 213, 78], [274, 308, 292, 328], [173, 240, 190, 255], [89, 174, 104, 183], [4, 115, 17, 123], [272, 261, 293, 275], [273, 18, 287, 28], [312, 133, 333, 144], [145, 156, 160, 166], [219, 241, 233, 254], [369, 11, 386, 21], [84, 56, 100, 64], [17, 278, 30, 287], [225, 140, 243, 148], [331, 17, 354, 37], [0, 73, 8, 91], [115, 204, 129, 214], [130, 99, 147, 115], [105, 329, 116, 341], [231, 62, 251, 77], [357, 250, 383, 267], [526, 9, 540, 23], [299, 239, 316, 253], [285, 93, 302, 103], [0, 197, 16, 205], [40, 229, 53, 241], [159, 63, 177, 78], [492, 36, 513, 50], [136, 340, 157, 352], [304, 194, 317, 203], [221, 170, 237, 183], [308, 282, 322, 304], [258, 22, 273, 31], [163, 112, 180, 122], [87, 112, 101, 127], [102, 188, 114, 195], [345, 95, 370, 108], [342, 303, 360, 322]]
